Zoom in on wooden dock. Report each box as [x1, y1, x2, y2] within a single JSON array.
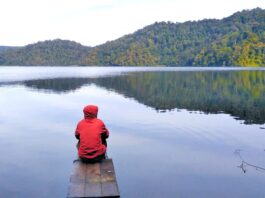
[[67, 159, 120, 198]]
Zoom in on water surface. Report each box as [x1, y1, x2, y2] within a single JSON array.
[[0, 67, 265, 198]]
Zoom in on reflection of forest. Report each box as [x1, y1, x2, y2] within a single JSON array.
[[24, 78, 90, 93], [93, 71, 265, 124], [21, 71, 265, 124]]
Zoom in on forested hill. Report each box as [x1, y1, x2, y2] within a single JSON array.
[[0, 40, 90, 66], [0, 46, 18, 53], [83, 8, 265, 66], [0, 8, 264, 66]]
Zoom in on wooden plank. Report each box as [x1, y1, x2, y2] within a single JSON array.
[[84, 163, 102, 197], [67, 159, 120, 198], [67, 161, 87, 197], [100, 159, 120, 197]]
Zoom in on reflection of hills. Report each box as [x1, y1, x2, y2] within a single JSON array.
[[92, 71, 265, 124], [16, 71, 265, 124], [23, 78, 91, 93]]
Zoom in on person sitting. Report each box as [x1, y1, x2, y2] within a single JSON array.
[[75, 105, 109, 163]]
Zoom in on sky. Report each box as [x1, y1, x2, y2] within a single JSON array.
[[0, 0, 264, 47]]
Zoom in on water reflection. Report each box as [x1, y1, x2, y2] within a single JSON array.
[[1, 72, 265, 197], [4, 70, 265, 124], [24, 78, 90, 93], [92, 71, 265, 124]]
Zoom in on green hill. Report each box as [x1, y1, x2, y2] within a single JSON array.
[[0, 8, 264, 66], [0, 39, 90, 66], [82, 8, 265, 66], [0, 46, 18, 53]]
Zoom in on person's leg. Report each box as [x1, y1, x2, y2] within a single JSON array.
[[101, 137, 107, 147], [80, 153, 106, 163]]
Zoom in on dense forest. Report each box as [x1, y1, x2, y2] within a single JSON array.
[[0, 40, 90, 66], [0, 8, 264, 66], [0, 46, 17, 53]]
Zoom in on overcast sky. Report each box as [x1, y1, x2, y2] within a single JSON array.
[[0, 0, 264, 47]]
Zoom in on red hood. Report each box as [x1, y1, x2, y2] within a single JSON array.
[[83, 105, 98, 118]]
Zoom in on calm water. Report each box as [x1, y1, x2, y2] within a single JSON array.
[[0, 67, 265, 198]]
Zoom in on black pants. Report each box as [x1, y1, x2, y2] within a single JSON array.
[[80, 153, 106, 163]]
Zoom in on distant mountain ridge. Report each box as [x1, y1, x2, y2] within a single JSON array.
[[0, 39, 90, 66], [0, 46, 18, 53], [0, 8, 264, 66]]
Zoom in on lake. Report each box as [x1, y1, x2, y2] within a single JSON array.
[[0, 66, 265, 198]]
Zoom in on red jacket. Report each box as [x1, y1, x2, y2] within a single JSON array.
[[75, 105, 109, 159]]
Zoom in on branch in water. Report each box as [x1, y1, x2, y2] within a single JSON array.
[[234, 149, 265, 174]]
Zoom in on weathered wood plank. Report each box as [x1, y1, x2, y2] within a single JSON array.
[[67, 159, 120, 198], [84, 163, 102, 197], [100, 159, 120, 197], [67, 161, 87, 197]]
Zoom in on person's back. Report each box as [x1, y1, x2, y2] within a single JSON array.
[[75, 105, 109, 162]]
